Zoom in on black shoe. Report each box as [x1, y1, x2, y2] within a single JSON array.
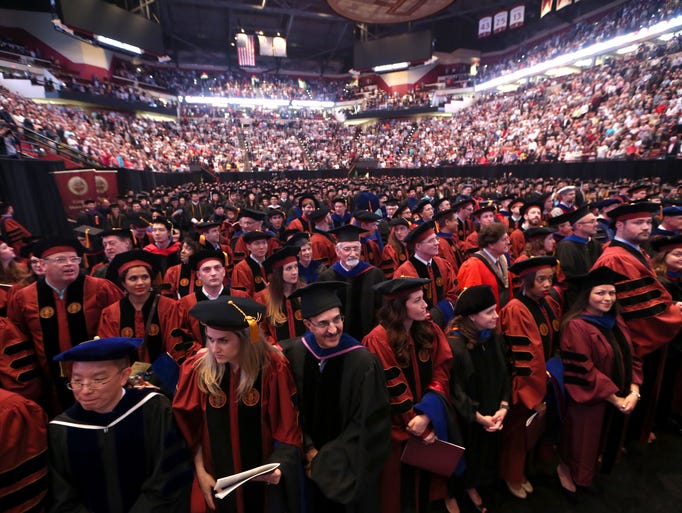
[[577, 483, 603, 496]]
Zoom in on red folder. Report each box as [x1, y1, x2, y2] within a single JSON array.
[[400, 436, 465, 477]]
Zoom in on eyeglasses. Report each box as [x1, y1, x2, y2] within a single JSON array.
[[338, 246, 361, 254], [308, 314, 344, 330], [44, 256, 82, 264], [66, 369, 125, 391], [577, 219, 598, 224]]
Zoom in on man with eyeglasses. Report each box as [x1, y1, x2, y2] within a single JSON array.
[[282, 281, 390, 513], [318, 224, 385, 341], [48, 337, 192, 512], [8, 237, 123, 416], [592, 202, 682, 445], [394, 221, 459, 328], [555, 205, 603, 308]]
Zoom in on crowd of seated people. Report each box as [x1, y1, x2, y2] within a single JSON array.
[[476, 0, 681, 82], [114, 60, 350, 101], [0, 35, 40, 59], [2, 25, 682, 172]]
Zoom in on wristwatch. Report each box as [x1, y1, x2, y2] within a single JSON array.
[[630, 390, 641, 399]]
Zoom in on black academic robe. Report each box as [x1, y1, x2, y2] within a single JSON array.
[[48, 389, 192, 513], [447, 329, 511, 488], [317, 262, 385, 341], [282, 333, 391, 513]]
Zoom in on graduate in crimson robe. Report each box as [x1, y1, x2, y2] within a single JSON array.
[[363, 278, 454, 513], [98, 251, 197, 365], [230, 231, 271, 299], [254, 246, 306, 346], [48, 337, 192, 513], [592, 202, 682, 444], [380, 218, 410, 279], [394, 221, 458, 329], [178, 248, 247, 344], [7, 237, 123, 417], [499, 257, 561, 499], [0, 388, 48, 513], [163, 238, 201, 299], [0, 316, 44, 405], [558, 267, 643, 491], [172, 297, 302, 513]]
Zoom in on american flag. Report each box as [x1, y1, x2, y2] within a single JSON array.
[[236, 33, 256, 67]]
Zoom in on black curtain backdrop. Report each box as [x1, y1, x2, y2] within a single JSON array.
[[3, 157, 682, 239], [0, 157, 72, 237], [215, 159, 682, 183]]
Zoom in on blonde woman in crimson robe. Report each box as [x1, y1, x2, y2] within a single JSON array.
[[173, 297, 302, 513], [363, 277, 454, 513]]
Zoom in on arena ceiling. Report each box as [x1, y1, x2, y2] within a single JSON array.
[[13, 0, 615, 74]]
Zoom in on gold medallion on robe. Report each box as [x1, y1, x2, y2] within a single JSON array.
[[121, 327, 134, 338], [418, 349, 431, 363], [436, 277, 443, 287], [255, 276, 263, 284], [399, 253, 406, 261], [242, 388, 260, 407], [294, 310, 303, 321], [552, 319, 560, 332], [39, 306, 55, 319], [180, 278, 190, 286], [67, 302, 82, 314], [148, 323, 160, 336], [209, 390, 227, 408], [539, 323, 549, 336], [195, 279, 203, 287]]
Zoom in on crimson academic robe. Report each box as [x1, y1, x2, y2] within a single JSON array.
[[311, 230, 337, 266], [231, 234, 279, 265], [0, 215, 31, 253], [593, 241, 682, 357], [8, 275, 123, 416], [458, 252, 512, 312], [0, 389, 48, 513], [163, 263, 201, 299], [98, 295, 196, 364], [231, 257, 268, 299], [49, 389, 192, 513], [499, 293, 561, 484], [560, 316, 642, 486], [0, 317, 43, 405], [436, 232, 463, 271], [394, 256, 458, 328], [362, 323, 452, 513], [172, 349, 302, 513], [593, 241, 682, 443], [381, 242, 408, 279], [508, 228, 526, 261], [143, 241, 181, 273], [254, 288, 306, 346], [281, 333, 391, 513], [361, 237, 383, 268]]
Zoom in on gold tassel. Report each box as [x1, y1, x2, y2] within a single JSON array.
[[85, 228, 91, 249], [228, 300, 261, 343]]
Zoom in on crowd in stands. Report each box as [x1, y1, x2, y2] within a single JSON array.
[[114, 60, 350, 101], [2, 0, 682, 172], [0, 34, 40, 59], [476, 0, 681, 82]]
